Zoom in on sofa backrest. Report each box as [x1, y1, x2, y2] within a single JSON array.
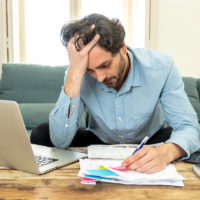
[[182, 77, 200, 120], [0, 64, 199, 127], [0, 63, 66, 103], [197, 79, 200, 97]]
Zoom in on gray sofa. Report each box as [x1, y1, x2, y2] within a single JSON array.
[[0, 63, 66, 134], [0, 63, 199, 135]]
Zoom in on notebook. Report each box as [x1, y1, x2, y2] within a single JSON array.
[[0, 100, 87, 174]]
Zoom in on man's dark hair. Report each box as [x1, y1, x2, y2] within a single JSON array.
[[60, 13, 125, 55]]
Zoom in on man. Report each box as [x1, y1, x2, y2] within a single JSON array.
[[38, 14, 200, 173]]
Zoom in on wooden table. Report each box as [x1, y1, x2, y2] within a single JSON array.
[[0, 148, 200, 200]]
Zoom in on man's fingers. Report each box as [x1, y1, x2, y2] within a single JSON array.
[[68, 24, 97, 52], [122, 146, 148, 167], [82, 34, 100, 53], [67, 37, 75, 50], [68, 33, 100, 54], [132, 158, 156, 172], [126, 152, 154, 170], [121, 145, 169, 174], [90, 24, 95, 30]]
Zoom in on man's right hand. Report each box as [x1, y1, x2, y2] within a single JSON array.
[[64, 27, 100, 98]]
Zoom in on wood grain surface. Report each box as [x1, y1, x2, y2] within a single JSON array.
[[0, 148, 200, 200]]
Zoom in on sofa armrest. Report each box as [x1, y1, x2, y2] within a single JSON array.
[[183, 77, 200, 120]]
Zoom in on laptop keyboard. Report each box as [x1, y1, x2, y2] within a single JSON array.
[[35, 155, 58, 167]]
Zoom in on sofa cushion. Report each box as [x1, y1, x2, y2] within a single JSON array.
[[19, 103, 55, 129], [183, 77, 200, 120], [0, 63, 66, 103], [197, 79, 200, 97], [18, 103, 88, 130]]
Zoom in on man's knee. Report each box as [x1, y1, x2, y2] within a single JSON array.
[[30, 122, 54, 147]]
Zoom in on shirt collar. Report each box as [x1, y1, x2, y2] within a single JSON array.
[[126, 46, 143, 88]]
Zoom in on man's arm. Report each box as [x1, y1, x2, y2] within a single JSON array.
[[49, 31, 100, 148], [122, 57, 200, 173], [159, 58, 200, 159], [64, 33, 100, 99]]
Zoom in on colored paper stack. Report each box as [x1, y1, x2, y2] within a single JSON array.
[[78, 158, 185, 186]]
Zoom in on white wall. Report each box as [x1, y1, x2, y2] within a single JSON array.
[[148, 0, 200, 77], [0, 0, 7, 79]]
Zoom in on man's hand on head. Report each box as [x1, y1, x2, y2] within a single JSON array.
[[67, 25, 100, 76], [64, 25, 100, 98]]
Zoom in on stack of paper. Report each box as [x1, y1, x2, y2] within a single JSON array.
[[78, 159, 185, 186], [79, 145, 185, 186]]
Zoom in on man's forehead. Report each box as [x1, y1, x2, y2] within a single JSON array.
[[88, 46, 113, 69]]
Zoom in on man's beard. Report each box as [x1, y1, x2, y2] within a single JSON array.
[[103, 53, 126, 88]]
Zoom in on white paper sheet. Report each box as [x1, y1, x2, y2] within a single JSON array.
[[88, 144, 163, 159], [79, 159, 185, 187]]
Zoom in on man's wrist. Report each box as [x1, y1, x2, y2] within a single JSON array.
[[155, 143, 186, 164], [64, 68, 84, 98]]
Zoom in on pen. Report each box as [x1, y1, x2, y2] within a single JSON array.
[[131, 133, 151, 155], [111, 133, 151, 171]]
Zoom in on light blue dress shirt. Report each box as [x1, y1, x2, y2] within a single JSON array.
[[49, 47, 200, 159]]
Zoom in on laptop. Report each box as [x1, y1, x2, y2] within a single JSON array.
[[0, 100, 87, 174]]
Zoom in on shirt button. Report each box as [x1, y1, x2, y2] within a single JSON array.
[[120, 136, 123, 138], [118, 117, 122, 120], [65, 124, 69, 128], [71, 104, 75, 108]]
